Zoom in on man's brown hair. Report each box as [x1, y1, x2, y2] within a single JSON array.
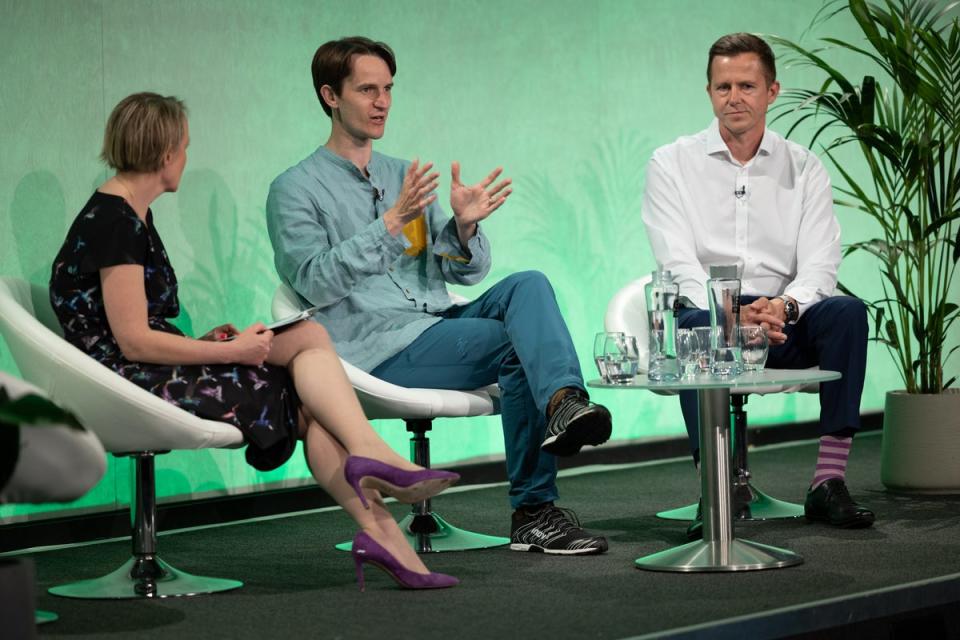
[[707, 33, 776, 85], [311, 37, 396, 118]]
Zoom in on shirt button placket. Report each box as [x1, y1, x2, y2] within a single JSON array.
[[736, 168, 748, 255]]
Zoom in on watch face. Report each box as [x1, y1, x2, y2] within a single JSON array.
[[780, 296, 796, 322]]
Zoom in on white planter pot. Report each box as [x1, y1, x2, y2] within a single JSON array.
[[880, 389, 960, 493]]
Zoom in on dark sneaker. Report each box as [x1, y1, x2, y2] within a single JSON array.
[[541, 392, 612, 457], [510, 504, 608, 555], [804, 478, 875, 528]]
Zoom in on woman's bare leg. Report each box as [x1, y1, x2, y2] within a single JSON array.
[[303, 417, 430, 574], [268, 321, 417, 469]]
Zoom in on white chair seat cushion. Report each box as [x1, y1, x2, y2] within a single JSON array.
[[339, 359, 498, 420]]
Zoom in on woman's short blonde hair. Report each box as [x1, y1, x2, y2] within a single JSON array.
[[100, 92, 187, 172]]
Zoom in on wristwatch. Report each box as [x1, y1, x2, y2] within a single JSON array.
[[778, 295, 799, 323]]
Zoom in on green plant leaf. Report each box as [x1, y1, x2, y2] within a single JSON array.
[[885, 319, 901, 348]]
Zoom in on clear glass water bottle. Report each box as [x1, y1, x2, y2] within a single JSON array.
[[645, 268, 680, 381], [707, 265, 743, 377]]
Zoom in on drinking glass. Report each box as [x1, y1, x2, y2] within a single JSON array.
[[605, 334, 640, 384], [593, 331, 623, 383], [693, 326, 712, 372], [676, 329, 700, 379], [740, 325, 769, 372], [710, 322, 742, 377]]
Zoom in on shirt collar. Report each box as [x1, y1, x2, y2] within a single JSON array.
[[313, 145, 374, 179], [705, 118, 776, 162]]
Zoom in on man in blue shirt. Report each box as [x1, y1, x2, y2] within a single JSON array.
[[266, 36, 612, 555]]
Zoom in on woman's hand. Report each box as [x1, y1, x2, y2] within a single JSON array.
[[200, 323, 239, 341], [228, 323, 273, 366]]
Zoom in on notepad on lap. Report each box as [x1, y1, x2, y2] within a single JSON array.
[[266, 306, 320, 333]]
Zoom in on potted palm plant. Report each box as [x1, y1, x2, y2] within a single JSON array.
[[770, 0, 959, 492]]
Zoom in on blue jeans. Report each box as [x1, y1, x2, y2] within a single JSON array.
[[372, 271, 585, 508], [678, 296, 868, 456]]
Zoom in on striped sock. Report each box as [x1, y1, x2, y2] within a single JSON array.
[[812, 434, 852, 488]]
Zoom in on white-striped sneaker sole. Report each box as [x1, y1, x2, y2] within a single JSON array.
[[509, 543, 605, 555]]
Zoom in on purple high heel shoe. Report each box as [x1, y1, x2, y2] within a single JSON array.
[[344, 455, 459, 509], [352, 531, 459, 591]]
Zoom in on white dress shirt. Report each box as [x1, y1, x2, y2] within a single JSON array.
[[641, 119, 841, 318]]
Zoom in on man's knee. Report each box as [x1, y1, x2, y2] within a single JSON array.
[[503, 270, 553, 295], [823, 296, 868, 335]]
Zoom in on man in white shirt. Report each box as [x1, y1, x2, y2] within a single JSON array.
[[641, 33, 874, 537]]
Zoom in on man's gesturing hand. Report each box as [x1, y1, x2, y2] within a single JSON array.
[[450, 162, 513, 227], [384, 159, 439, 236]]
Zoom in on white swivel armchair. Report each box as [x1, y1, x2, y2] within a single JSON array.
[[605, 274, 815, 522], [0, 277, 244, 598], [273, 283, 508, 553]]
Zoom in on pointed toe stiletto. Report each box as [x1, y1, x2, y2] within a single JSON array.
[[352, 531, 459, 591], [344, 455, 460, 509]]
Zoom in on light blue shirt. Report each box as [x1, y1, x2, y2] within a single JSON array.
[[266, 146, 491, 372]]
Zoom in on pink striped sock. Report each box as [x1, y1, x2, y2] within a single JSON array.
[[812, 434, 852, 488]]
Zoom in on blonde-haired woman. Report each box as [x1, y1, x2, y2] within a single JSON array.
[[50, 92, 458, 590]]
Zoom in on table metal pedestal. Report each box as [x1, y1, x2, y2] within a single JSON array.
[[657, 394, 804, 522], [635, 387, 803, 572]]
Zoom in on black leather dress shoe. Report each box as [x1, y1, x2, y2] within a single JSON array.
[[804, 478, 875, 528]]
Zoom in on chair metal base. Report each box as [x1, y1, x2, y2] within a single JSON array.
[[35, 609, 58, 625], [731, 481, 805, 520], [656, 481, 804, 521], [635, 538, 804, 573], [656, 501, 700, 520], [335, 511, 509, 553], [48, 556, 243, 599]]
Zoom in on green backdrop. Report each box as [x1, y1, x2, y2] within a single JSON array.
[[0, 0, 937, 523]]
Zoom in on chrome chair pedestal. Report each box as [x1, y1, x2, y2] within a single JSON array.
[[48, 555, 242, 599], [49, 453, 242, 599], [336, 419, 508, 553], [397, 510, 508, 553], [35, 610, 58, 624]]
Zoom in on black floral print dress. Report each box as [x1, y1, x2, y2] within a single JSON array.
[[50, 192, 299, 471]]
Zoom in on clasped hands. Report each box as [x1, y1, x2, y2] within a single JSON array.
[[383, 159, 513, 241], [740, 298, 789, 346]]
